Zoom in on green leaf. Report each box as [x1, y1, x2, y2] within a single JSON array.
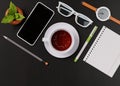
[[15, 13, 25, 20], [1, 15, 14, 23], [8, 1, 17, 15], [15, 13, 19, 19]]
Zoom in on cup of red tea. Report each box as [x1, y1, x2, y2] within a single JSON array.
[[51, 30, 72, 51], [42, 22, 79, 58]]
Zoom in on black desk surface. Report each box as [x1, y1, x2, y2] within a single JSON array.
[[0, 0, 120, 86]]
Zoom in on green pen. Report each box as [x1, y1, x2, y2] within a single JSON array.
[[74, 26, 98, 62]]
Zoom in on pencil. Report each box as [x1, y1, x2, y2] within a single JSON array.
[[3, 35, 48, 66], [74, 26, 98, 62]]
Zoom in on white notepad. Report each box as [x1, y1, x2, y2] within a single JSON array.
[[83, 26, 120, 77]]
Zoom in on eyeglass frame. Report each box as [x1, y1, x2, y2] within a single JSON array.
[[56, 1, 93, 28]]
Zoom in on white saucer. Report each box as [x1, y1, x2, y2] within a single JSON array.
[[42, 22, 80, 58]]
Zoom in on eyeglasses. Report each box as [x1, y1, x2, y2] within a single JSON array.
[[56, 1, 93, 28]]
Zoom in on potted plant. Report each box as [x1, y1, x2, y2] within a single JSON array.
[[1, 1, 25, 25]]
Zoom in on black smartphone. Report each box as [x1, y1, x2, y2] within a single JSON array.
[[17, 2, 54, 46]]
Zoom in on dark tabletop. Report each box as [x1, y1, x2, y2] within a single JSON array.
[[0, 0, 120, 86]]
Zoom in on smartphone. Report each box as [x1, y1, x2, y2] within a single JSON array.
[[17, 2, 54, 46]]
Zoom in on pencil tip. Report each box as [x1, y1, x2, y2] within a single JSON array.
[[45, 62, 49, 66]]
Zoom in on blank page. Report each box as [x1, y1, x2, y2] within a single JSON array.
[[83, 26, 120, 77]]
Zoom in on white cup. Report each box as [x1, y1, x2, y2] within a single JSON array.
[[42, 22, 80, 58]]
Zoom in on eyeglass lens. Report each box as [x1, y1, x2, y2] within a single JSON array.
[[59, 5, 72, 16], [77, 16, 90, 26]]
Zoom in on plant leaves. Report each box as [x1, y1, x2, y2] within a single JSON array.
[[15, 13, 25, 20], [1, 15, 14, 23], [8, 1, 17, 15]]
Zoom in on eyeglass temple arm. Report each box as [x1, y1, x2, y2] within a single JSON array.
[[82, 1, 120, 25], [82, 1, 97, 12]]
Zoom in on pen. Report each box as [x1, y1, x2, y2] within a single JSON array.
[[74, 26, 98, 62], [3, 35, 48, 66]]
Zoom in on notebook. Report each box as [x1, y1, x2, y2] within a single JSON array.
[[83, 26, 120, 77]]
